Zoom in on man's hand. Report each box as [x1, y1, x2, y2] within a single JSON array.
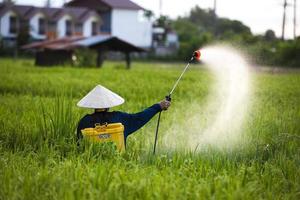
[[159, 100, 171, 110]]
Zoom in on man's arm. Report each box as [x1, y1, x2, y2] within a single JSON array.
[[117, 100, 171, 137]]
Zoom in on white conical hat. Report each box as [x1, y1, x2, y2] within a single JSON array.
[[77, 85, 125, 109]]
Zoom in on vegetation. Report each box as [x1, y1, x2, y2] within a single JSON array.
[[170, 6, 300, 67], [0, 59, 299, 199], [73, 48, 98, 67]]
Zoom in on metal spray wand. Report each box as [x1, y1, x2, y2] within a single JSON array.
[[153, 50, 201, 154]]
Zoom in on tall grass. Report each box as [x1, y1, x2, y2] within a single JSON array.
[[0, 58, 299, 199]]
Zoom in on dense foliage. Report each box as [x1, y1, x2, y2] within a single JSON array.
[[0, 59, 299, 199], [170, 6, 300, 67]]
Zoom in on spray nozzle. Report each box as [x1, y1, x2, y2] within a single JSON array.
[[192, 50, 201, 61], [165, 95, 171, 102]]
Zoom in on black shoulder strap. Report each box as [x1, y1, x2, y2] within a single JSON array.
[[91, 112, 113, 127]]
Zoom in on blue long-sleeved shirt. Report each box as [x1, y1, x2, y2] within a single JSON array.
[[77, 104, 162, 142]]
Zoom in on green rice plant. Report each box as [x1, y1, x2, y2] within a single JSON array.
[[0, 58, 299, 200], [37, 93, 78, 148]]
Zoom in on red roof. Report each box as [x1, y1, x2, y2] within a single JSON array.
[[66, 0, 143, 10], [22, 35, 146, 52], [22, 36, 84, 50]]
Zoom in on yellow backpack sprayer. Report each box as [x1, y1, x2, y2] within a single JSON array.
[[81, 123, 125, 151], [153, 50, 201, 154]]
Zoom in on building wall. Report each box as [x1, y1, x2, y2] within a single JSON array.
[[83, 16, 99, 37], [29, 13, 47, 40], [0, 11, 17, 38], [1, 5, 154, 48], [57, 15, 72, 38], [111, 9, 152, 48]]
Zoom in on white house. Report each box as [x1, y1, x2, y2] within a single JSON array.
[[29, 11, 47, 40], [83, 15, 101, 37], [0, 3, 102, 41], [65, 0, 153, 48], [0, 1, 152, 49], [52, 7, 101, 38], [0, 10, 18, 38], [111, 9, 152, 48], [57, 14, 73, 38]]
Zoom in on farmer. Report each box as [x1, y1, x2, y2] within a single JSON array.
[[76, 85, 171, 144]]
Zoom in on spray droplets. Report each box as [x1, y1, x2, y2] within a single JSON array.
[[199, 45, 251, 148], [163, 45, 251, 151]]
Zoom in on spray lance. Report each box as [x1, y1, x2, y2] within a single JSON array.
[[153, 50, 201, 154]]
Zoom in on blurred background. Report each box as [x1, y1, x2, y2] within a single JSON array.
[[0, 0, 299, 67]]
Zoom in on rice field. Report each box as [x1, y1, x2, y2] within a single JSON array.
[[0, 58, 299, 200]]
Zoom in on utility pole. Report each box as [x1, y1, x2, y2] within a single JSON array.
[[45, 0, 50, 7], [159, 0, 162, 16], [294, 0, 297, 39], [213, 0, 217, 15], [281, 0, 288, 40]]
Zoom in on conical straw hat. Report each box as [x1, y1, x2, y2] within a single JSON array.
[[77, 85, 125, 109]]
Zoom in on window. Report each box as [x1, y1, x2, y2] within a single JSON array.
[[66, 20, 72, 36], [75, 23, 82, 33], [92, 21, 98, 36], [38, 18, 46, 35], [9, 16, 17, 34]]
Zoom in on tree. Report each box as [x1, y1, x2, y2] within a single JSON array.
[[173, 18, 212, 59], [17, 21, 30, 48], [185, 5, 252, 38], [155, 15, 171, 29], [264, 29, 276, 41], [188, 6, 216, 32], [144, 9, 154, 20], [215, 18, 251, 37]]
